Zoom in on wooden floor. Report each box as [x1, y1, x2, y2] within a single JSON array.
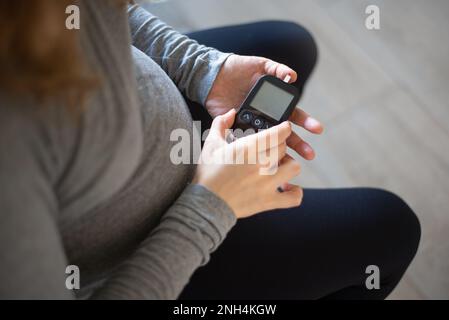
[[142, 0, 449, 299]]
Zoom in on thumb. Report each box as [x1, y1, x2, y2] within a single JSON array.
[[265, 59, 298, 84], [208, 109, 236, 141]]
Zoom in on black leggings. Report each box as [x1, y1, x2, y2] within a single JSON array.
[[181, 21, 421, 300]]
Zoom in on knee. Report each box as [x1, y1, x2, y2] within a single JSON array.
[[368, 189, 421, 265], [258, 20, 318, 69], [280, 21, 318, 55], [284, 21, 318, 64]]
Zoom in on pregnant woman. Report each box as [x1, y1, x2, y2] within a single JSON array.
[[0, 0, 420, 299]]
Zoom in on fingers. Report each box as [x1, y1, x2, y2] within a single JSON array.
[[208, 109, 236, 141], [279, 182, 297, 192], [276, 185, 304, 208], [235, 121, 292, 153], [264, 59, 298, 84], [259, 142, 287, 167], [288, 108, 322, 160], [287, 131, 315, 161], [290, 108, 324, 134], [273, 154, 301, 184], [222, 111, 315, 162], [272, 156, 303, 208]]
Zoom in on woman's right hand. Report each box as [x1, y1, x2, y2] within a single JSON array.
[[193, 109, 303, 219]]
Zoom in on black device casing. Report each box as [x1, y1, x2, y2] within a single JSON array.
[[232, 75, 300, 133]]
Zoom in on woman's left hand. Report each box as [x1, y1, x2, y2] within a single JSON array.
[[206, 54, 324, 160]]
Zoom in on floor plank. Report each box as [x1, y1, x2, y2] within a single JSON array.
[[315, 0, 449, 135]]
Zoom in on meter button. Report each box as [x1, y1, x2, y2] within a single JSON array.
[[252, 117, 265, 129], [239, 111, 253, 124]]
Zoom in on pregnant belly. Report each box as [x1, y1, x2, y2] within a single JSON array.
[[62, 47, 197, 285]]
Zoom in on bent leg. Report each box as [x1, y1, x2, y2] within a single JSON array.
[[180, 188, 420, 299]]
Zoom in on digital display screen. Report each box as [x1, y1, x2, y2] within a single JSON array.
[[250, 81, 294, 121]]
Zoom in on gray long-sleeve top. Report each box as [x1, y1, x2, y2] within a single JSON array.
[[0, 1, 236, 299]]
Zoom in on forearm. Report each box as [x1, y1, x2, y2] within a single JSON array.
[[92, 184, 236, 300], [128, 4, 231, 104]]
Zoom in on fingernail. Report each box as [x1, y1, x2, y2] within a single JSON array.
[[304, 145, 315, 158], [304, 117, 320, 129]]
